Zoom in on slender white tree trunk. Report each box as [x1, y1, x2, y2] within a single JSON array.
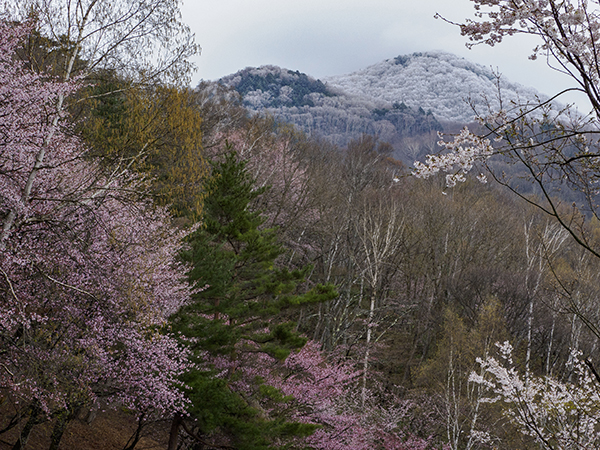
[[361, 291, 375, 407]]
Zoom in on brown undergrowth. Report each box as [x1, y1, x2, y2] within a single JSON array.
[[0, 405, 169, 450]]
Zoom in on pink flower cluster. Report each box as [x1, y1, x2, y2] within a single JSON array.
[[0, 21, 189, 418], [208, 339, 439, 449]]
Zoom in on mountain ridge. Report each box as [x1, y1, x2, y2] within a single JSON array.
[[217, 51, 549, 161], [323, 50, 547, 123]]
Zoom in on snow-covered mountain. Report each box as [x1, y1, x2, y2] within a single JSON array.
[[218, 51, 549, 157], [324, 51, 547, 123], [219, 65, 442, 151]]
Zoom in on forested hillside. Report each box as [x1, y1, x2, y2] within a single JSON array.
[[324, 51, 547, 123], [3, 1, 600, 450], [218, 52, 552, 164], [219, 65, 443, 160]]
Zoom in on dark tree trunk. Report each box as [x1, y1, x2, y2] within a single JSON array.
[[12, 407, 42, 450], [167, 413, 183, 450], [48, 410, 71, 450], [122, 413, 146, 450], [0, 411, 23, 436]]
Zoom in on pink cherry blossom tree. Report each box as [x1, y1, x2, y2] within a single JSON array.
[[213, 339, 442, 450], [0, 20, 189, 449]]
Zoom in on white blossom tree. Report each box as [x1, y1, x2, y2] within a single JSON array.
[[470, 342, 600, 450], [413, 3, 600, 448], [414, 0, 600, 337], [413, 0, 600, 261]]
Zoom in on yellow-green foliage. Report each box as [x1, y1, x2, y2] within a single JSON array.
[[418, 297, 509, 392], [81, 76, 208, 219]]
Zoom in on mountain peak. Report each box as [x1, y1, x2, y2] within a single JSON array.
[[220, 66, 331, 108], [216, 52, 550, 161], [324, 51, 546, 123]]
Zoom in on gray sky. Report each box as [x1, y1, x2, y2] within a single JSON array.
[[181, 0, 590, 111]]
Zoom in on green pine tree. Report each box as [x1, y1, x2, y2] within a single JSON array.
[[170, 149, 337, 449]]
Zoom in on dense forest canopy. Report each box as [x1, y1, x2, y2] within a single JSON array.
[[4, 1, 600, 450]]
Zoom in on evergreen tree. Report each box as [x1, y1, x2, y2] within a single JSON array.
[[170, 149, 337, 449]]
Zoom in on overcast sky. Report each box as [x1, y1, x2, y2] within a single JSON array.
[[181, 0, 591, 112]]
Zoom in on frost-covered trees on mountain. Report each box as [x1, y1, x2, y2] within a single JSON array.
[[225, 66, 330, 108], [324, 51, 546, 123], [223, 53, 545, 125], [219, 64, 443, 152], [218, 52, 549, 162]]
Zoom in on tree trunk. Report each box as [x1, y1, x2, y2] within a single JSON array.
[[122, 413, 145, 450], [48, 410, 71, 450], [361, 289, 375, 407], [546, 307, 556, 376], [167, 413, 183, 450], [525, 295, 534, 380], [12, 407, 41, 450]]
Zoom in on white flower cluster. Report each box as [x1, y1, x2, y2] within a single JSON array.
[[470, 342, 600, 449], [412, 127, 493, 187]]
